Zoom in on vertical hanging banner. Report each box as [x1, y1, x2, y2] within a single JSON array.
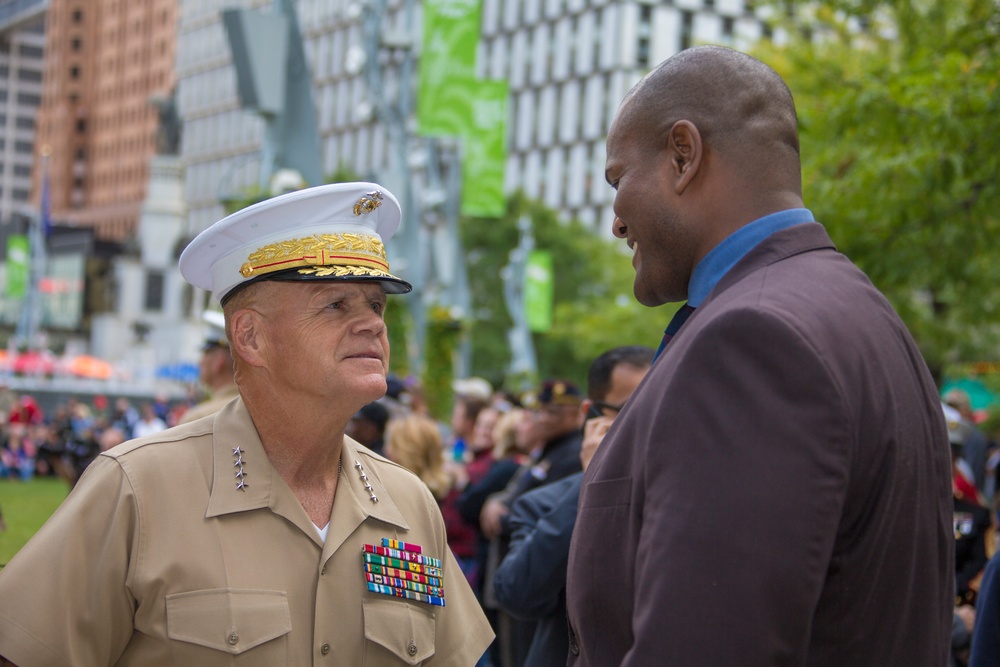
[[5, 234, 29, 298], [524, 249, 553, 333], [461, 80, 508, 217], [417, 0, 482, 136]]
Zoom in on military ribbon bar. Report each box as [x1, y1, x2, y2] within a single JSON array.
[[366, 572, 445, 597], [364, 543, 442, 568], [367, 582, 445, 607], [364, 562, 443, 588], [363, 540, 446, 606], [382, 538, 422, 554]]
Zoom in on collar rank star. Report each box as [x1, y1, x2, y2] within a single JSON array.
[[233, 446, 248, 491], [355, 460, 378, 503], [362, 538, 445, 606]]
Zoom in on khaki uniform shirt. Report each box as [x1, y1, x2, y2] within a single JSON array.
[[0, 398, 493, 666], [176, 384, 240, 425]]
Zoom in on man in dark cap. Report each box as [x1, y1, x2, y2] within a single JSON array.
[[0, 182, 492, 666], [566, 46, 952, 666], [347, 400, 391, 456], [177, 310, 239, 425]]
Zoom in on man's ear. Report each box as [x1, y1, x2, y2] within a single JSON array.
[[667, 120, 703, 195], [229, 309, 267, 368]]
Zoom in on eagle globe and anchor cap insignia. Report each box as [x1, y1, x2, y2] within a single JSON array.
[[353, 190, 383, 216]]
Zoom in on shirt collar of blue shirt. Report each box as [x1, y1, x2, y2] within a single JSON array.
[[686, 208, 815, 307]]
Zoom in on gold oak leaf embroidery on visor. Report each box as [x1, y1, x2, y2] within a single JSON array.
[[239, 233, 389, 279]]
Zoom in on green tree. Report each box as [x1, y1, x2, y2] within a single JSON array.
[[753, 0, 1000, 380], [460, 193, 676, 391]]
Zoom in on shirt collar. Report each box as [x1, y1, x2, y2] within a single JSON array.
[[687, 208, 815, 307], [206, 398, 410, 547]]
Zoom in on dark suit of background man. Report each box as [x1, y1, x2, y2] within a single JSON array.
[[565, 45, 953, 666]]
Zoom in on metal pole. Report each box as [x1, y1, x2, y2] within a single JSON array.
[[360, 0, 424, 374], [502, 215, 537, 388]]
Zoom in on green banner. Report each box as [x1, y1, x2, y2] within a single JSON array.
[[524, 250, 553, 333], [461, 80, 508, 217], [417, 0, 481, 136], [5, 234, 28, 299]]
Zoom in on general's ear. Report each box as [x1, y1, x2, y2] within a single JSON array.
[[666, 120, 703, 195], [229, 309, 267, 367]]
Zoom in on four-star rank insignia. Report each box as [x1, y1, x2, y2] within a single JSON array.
[[362, 538, 445, 606]]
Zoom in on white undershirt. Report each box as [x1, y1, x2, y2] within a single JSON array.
[[314, 522, 330, 541]]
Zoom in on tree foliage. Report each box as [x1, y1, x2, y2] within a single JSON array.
[[460, 193, 676, 391], [753, 0, 1000, 379]]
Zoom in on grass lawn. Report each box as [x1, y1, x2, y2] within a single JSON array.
[[0, 476, 71, 567]]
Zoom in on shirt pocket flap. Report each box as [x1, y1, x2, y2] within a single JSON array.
[[363, 597, 436, 664], [166, 588, 291, 654]]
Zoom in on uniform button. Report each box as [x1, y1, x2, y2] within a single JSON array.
[[321, 643, 331, 655], [228, 631, 240, 646], [408, 640, 417, 656]]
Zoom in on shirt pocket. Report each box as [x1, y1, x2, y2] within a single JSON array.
[[166, 588, 291, 664], [363, 597, 436, 666]]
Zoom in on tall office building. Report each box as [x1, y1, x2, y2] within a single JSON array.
[[34, 0, 177, 241], [177, 0, 773, 248], [0, 9, 44, 226]]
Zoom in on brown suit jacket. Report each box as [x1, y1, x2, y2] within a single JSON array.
[[566, 223, 953, 666]]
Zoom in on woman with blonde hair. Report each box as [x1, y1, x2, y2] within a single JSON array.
[[383, 414, 452, 502]]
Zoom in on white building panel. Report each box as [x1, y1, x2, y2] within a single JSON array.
[[652, 8, 682, 63], [693, 12, 724, 45], [566, 142, 587, 207], [575, 11, 593, 76], [598, 5, 619, 70], [488, 35, 508, 80], [530, 23, 550, 86], [552, 18, 571, 82], [509, 30, 527, 87], [504, 153, 521, 193], [718, 0, 744, 15], [482, 0, 500, 36], [544, 146, 564, 209], [546, 0, 564, 21], [515, 88, 535, 151], [325, 134, 338, 174], [558, 80, 580, 144], [605, 70, 628, 136], [618, 3, 638, 65], [523, 149, 542, 199], [524, 0, 540, 24], [582, 74, 605, 140], [334, 79, 349, 127], [735, 18, 764, 50], [589, 140, 609, 205], [537, 86, 556, 147], [502, 0, 520, 31]]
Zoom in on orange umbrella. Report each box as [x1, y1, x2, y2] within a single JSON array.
[[67, 355, 114, 380]]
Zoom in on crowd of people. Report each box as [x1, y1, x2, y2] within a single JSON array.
[[0, 390, 178, 486], [945, 390, 1000, 666]]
